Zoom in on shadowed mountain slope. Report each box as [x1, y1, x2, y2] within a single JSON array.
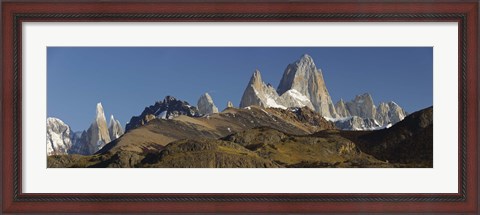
[[338, 106, 433, 167]]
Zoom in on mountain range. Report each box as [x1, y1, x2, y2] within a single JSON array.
[[239, 54, 406, 130], [47, 103, 123, 156], [47, 54, 430, 168]]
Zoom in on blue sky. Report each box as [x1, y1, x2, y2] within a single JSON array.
[[47, 47, 433, 131]]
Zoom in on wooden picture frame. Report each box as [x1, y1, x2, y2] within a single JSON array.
[[2, 0, 478, 213]]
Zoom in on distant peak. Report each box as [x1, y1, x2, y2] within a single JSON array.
[[163, 95, 177, 102], [47, 117, 65, 124], [200, 92, 214, 103], [387, 101, 399, 106], [96, 102, 105, 116], [301, 53, 312, 59], [109, 114, 115, 126], [249, 69, 263, 84], [290, 54, 317, 71], [297, 54, 314, 63], [253, 69, 261, 76], [202, 92, 212, 98], [357, 93, 373, 98]]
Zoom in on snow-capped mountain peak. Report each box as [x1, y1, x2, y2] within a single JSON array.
[[96, 102, 106, 121], [277, 54, 338, 118], [46, 117, 73, 156]]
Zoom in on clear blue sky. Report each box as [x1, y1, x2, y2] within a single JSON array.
[[47, 47, 433, 131]]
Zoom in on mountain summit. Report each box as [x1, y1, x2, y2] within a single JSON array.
[[197, 93, 219, 115], [108, 115, 124, 141], [46, 117, 73, 156], [239, 55, 338, 117], [239, 69, 286, 109], [277, 54, 338, 118], [48, 103, 123, 155], [125, 96, 200, 132], [75, 102, 111, 154], [329, 93, 407, 130]]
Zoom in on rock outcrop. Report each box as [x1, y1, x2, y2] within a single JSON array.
[[227, 101, 234, 108], [108, 115, 124, 141], [197, 93, 219, 115], [144, 138, 280, 168], [125, 96, 200, 132]]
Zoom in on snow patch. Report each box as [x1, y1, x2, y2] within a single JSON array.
[[285, 89, 310, 103], [157, 111, 168, 119], [323, 116, 353, 123], [266, 98, 287, 109]]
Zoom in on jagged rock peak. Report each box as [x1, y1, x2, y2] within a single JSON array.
[[375, 101, 407, 126], [277, 54, 337, 118], [46, 117, 73, 155], [163, 95, 177, 103], [108, 114, 124, 140], [66, 102, 112, 155], [227, 101, 234, 108], [239, 70, 285, 109], [125, 96, 200, 132], [296, 54, 316, 66], [88, 102, 111, 154], [250, 69, 262, 83], [333, 93, 407, 129], [248, 69, 266, 91], [345, 93, 376, 119], [94, 102, 110, 141], [335, 98, 350, 118], [197, 93, 219, 115], [96, 102, 107, 122]]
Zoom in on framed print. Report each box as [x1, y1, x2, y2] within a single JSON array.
[[1, 0, 478, 213]]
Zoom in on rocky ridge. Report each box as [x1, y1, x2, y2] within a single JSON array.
[[238, 54, 406, 130], [329, 93, 407, 130], [125, 96, 200, 132], [277, 54, 338, 118], [47, 103, 123, 155]]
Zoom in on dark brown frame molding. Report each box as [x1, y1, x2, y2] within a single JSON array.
[[2, 1, 478, 213]]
